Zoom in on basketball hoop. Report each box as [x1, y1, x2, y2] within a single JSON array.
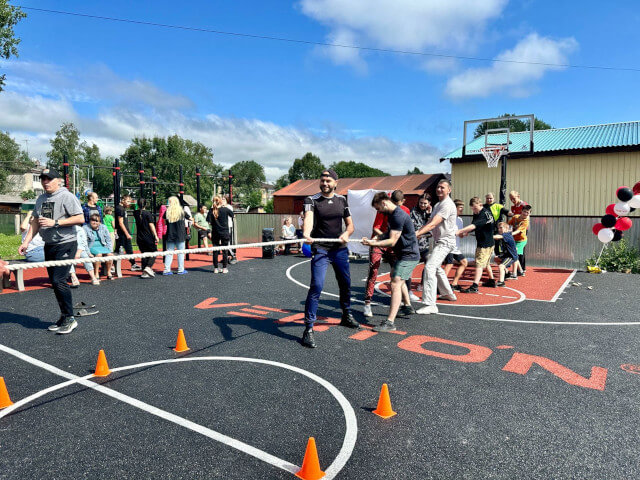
[[480, 145, 507, 168]]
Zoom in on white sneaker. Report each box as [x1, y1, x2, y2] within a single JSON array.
[[438, 293, 457, 301], [222, 268, 229, 274], [417, 304, 439, 315], [131, 264, 142, 271], [140, 273, 151, 279], [409, 293, 421, 302], [363, 303, 373, 317], [144, 266, 155, 277], [214, 268, 219, 273]]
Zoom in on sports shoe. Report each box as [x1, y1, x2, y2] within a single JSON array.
[[461, 284, 479, 293], [340, 312, 361, 329], [482, 279, 496, 288], [91, 278, 100, 286], [399, 304, 416, 316], [416, 304, 439, 315], [520, 271, 526, 277], [177, 270, 188, 275], [162, 271, 173, 276], [229, 257, 238, 265], [363, 303, 373, 317], [452, 284, 462, 292], [438, 293, 458, 301], [373, 319, 397, 333], [496, 281, 506, 287], [301, 328, 317, 348], [409, 292, 421, 302], [222, 268, 229, 274], [143, 267, 155, 277], [56, 316, 78, 335], [213, 268, 220, 273], [131, 264, 142, 271], [505, 273, 516, 280], [140, 273, 151, 279], [48, 315, 65, 332]]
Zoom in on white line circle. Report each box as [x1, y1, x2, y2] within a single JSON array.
[[0, 356, 357, 479]]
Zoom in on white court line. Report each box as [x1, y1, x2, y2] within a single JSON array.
[[438, 312, 640, 326], [550, 269, 577, 302], [0, 344, 357, 479]]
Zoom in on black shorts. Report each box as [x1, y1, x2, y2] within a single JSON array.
[[443, 253, 465, 265], [198, 229, 211, 239]]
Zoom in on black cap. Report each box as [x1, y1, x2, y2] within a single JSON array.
[[40, 168, 61, 180], [321, 168, 338, 181]]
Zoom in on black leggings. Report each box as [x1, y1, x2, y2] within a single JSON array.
[[519, 245, 526, 271], [45, 241, 77, 317], [116, 235, 137, 266], [138, 240, 157, 270], [212, 234, 230, 268]]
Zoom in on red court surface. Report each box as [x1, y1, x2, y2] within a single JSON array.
[[0, 248, 264, 295], [376, 264, 575, 306]]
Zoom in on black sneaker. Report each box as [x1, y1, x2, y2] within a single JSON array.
[[340, 312, 361, 329], [482, 279, 496, 288], [505, 273, 516, 280], [461, 284, 479, 294], [301, 328, 317, 348], [56, 316, 78, 334], [496, 281, 506, 287], [373, 319, 397, 333], [452, 284, 462, 292], [399, 304, 416, 316], [48, 315, 65, 332]]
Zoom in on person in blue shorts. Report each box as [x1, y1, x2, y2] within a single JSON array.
[[493, 222, 520, 286]]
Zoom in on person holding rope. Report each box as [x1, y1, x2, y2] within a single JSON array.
[[302, 168, 360, 348], [207, 196, 234, 274], [414, 178, 458, 315], [18, 167, 84, 334], [162, 196, 190, 275]]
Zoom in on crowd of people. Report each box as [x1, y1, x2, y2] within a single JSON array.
[[300, 168, 530, 347]]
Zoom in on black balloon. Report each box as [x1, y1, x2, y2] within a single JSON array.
[[617, 187, 634, 202], [601, 214, 617, 228], [613, 230, 623, 242]]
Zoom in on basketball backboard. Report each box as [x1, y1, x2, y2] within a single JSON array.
[[462, 114, 535, 157]]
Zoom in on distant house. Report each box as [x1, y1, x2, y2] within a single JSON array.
[[0, 194, 24, 214], [261, 182, 275, 205], [272, 173, 448, 214], [1, 161, 46, 213]]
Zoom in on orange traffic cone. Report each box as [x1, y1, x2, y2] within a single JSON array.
[[0, 377, 13, 409], [295, 437, 325, 480], [174, 329, 189, 352], [373, 383, 397, 419], [94, 349, 111, 377]]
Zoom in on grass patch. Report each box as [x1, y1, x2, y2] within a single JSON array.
[[0, 234, 23, 260]]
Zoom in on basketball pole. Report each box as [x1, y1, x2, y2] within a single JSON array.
[[499, 153, 508, 206]]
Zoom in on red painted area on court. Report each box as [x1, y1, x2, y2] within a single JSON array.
[[1, 248, 264, 295], [375, 264, 574, 306]]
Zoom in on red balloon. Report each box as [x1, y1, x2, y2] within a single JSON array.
[[634, 181, 640, 195], [605, 203, 617, 216], [615, 217, 633, 231], [592, 223, 605, 235]]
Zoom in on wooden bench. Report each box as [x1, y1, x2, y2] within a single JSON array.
[[1, 259, 28, 293]]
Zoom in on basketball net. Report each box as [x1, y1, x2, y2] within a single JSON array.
[[480, 145, 507, 168]]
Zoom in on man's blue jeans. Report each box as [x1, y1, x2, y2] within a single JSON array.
[[304, 246, 351, 327]]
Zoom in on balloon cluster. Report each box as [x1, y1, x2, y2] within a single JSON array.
[[592, 182, 640, 243]]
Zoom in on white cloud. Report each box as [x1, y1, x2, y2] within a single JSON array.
[[0, 82, 446, 181], [299, 0, 508, 69], [445, 33, 578, 99]]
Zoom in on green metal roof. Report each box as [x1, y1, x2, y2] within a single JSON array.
[[442, 120, 640, 161]]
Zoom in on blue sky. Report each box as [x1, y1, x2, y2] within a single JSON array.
[[1, 0, 639, 181]]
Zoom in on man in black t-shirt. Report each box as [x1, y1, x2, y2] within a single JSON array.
[[301, 169, 359, 348], [115, 195, 140, 271], [133, 198, 159, 278], [456, 196, 496, 293]]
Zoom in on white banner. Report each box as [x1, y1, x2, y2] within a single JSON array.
[[347, 189, 390, 256]]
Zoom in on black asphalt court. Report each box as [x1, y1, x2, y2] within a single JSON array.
[[1, 253, 640, 479]]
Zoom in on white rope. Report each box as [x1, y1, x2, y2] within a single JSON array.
[[4, 238, 364, 271]]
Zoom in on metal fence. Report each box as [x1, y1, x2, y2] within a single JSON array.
[[2, 212, 638, 269]]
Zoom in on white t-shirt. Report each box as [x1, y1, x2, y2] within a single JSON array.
[[451, 217, 464, 254], [21, 227, 45, 253], [431, 196, 457, 243]]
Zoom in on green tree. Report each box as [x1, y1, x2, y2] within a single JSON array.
[[230, 160, 265, 202], [76, 142, 113, 198], [47, 122, 81, 171], [288, 152, 324, 183], [245, 190, 263, 209], [121, 135, 222, 204], [20, 189, 35, 200], [264, 198, 274, 213], [407, 167, 424, 175], [0, 1, 27, 92], [0, 130, 32, 193], [329, 161, 389, 178], [274, 174, 290, 190], [473, 114, 552, 138]]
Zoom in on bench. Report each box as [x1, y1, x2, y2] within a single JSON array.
[[1, 259, 28, 293]]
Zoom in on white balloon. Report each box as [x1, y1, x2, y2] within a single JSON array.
[[629, 195, 640, 209], [598, 228, 614, 243], [614, 202, 631, 216]]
